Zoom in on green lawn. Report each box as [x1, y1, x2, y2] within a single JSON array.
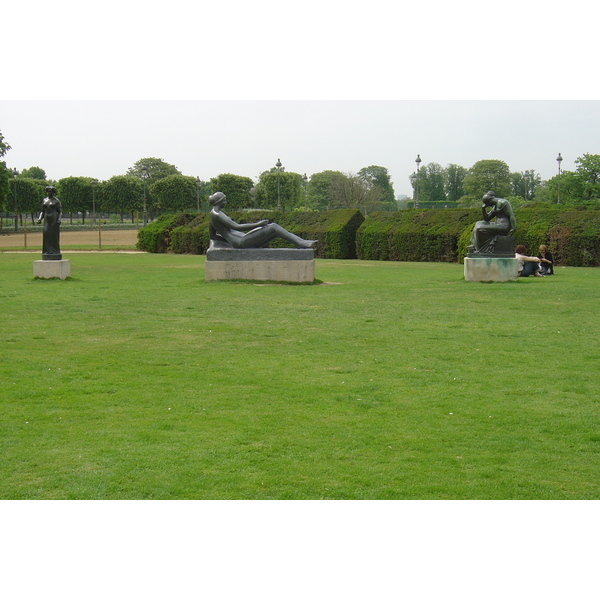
[[1, 253, 598, 499]]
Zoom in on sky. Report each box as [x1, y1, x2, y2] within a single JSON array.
[[2, 100, 598, 197], [3, 1, 599, 200]]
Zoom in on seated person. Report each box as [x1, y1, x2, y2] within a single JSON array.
[[208, 192, 316, 249], [537, 245, 554, 275], [515, 244, 543, 277]]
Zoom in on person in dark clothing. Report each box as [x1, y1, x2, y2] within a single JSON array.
[[538, 245, 554, 275]]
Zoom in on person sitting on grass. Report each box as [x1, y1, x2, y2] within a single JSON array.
[[208, 192, 316, 249], [538, 244, 554, 275], [515, 244, 543, 277]]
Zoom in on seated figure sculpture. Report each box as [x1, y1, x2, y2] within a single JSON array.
[[467, 191, 516, 255], [208, 192, 316, 249]]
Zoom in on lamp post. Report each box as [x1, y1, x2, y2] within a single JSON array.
[[276, 158, 282, 211], [523, 170, 530, 202], [556, 153, 563, 204], [90, 179, 97, 227], [141, 164, 148, 226], [195, 176, 201, 212], [302, 173, 308, 211], [415, 155, 421, 209], [13, 168, 18, 231]]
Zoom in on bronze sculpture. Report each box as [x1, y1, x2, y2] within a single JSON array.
[[208, 192, 316, 249], [37, 186, 62, 260], [467, 191, 516, 256]]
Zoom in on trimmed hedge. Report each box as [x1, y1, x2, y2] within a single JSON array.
[[505, 204, 600, 266], [137, 209, 364, 259], [137, 205, 600, 266], [136, 213, 197, 254], [357, 209, 478, 262]]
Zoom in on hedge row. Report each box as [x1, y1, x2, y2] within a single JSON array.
[[136, 209, 365, 259], [358, 205, 600, 266], [136, 205, 600, 266]]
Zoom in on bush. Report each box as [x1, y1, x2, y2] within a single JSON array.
[[137, 205, 600, 267], [138, 209, 364, 259], [357, 209, 477, 262], [136, 213, 196, 253]]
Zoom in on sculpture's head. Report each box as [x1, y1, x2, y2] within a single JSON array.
[[482, 191, 495, 205], [45, 186, 57, 196], [209, 192, 226, 207]]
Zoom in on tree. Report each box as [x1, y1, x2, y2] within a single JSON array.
[[14, 178, 47, 223], [21, 166, 47, 180], [444, 164, 467, 203], [545, 171, 585, 205], [330, 172, 386, 214], [306, 170, 344, 210], [126, 158, 181, 186], [254, 170, 304, 211], [99, 176, 144, 216], [358, 165, 395, 205], [574, 153, 600, 202], [511, 170, 542, 201], [149, 174, 198, 212], [209, 173, 255, 209], [460, 159, 512, 207], [0, 129, 12, 212], [58, 177, 95, 223], [420, 162, 446, 203], [0, 129, 10, 159]]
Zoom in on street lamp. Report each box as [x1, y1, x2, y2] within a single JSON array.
[[90, 179, 97, 226], [302, 173, 308, 211], [195, 176, 201, 212], [13, 168, 18, 231], [141, 165, 148, 226], [276, 158, 282, 211], [556, 153, 563, 204], [415, 155, 421, 208]]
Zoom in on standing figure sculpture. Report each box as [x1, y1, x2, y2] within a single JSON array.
[[467, 191, 516, 255], [208, 192, 316, 249], [37, 186, 62, 260]]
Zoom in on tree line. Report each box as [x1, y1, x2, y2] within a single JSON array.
[[410, 155, 600, 208], [2, 128, 599, 224]]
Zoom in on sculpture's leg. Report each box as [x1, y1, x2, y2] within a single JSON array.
[[269, 223, 316, 248]]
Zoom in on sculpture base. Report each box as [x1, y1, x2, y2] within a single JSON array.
[[464, 256, 518, 282], [205, 248, 315, 282], [33, 259, 71, 280]]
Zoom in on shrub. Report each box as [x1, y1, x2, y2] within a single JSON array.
[[357, 209, 477, 262], [136, 213, 195, 253], [138, 209, 364, 259]]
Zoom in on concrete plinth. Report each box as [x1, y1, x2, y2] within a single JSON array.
[[205, 247, 315, 282], [464, 256, 518, 282], [33, 259, 71, 280]]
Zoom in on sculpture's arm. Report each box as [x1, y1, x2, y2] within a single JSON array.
[[236, 219, 268, 231], [214, 211, 267, 232], [508, 213, 516, 236], [36, 208, 44, 224], [483, 205, 494, 222]]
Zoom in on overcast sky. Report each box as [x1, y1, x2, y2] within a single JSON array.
[[3, 1, 599, 199], [2, 100, 598, 197]]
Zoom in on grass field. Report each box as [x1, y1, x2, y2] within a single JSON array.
[[1, 251, 599, 499]]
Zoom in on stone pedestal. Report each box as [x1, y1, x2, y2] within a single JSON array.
[[464, 256, 518, 282], [33, 259, 71, 280], [205, 248, 315, 283]]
